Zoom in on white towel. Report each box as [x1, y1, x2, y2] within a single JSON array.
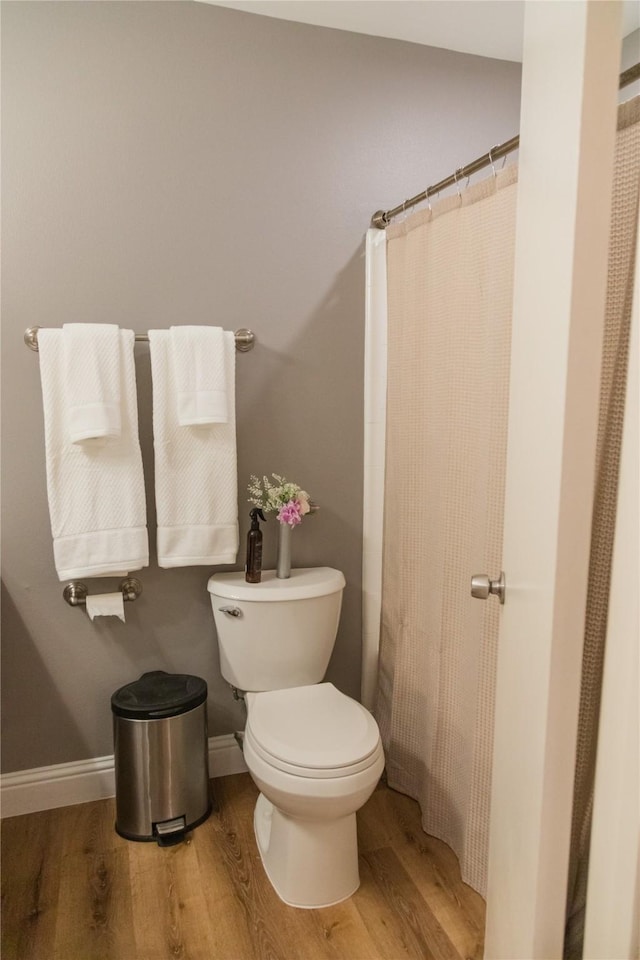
[[38, 329, 149, 581], [170, 325, 228, 425], [63, 323, 122, 443], [149, 329, 238, 567]]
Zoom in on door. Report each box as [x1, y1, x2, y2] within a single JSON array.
[[484, 3, 623, 958]]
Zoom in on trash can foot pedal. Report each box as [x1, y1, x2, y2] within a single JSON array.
[[154, 815, 186, 846]]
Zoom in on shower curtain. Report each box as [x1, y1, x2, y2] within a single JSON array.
[[373, 96, 639, 906], [375, 165, 518, 896], [564, 95, 640, 959]]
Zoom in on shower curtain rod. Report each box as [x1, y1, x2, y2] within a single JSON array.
[[371, 61, 640, 229]]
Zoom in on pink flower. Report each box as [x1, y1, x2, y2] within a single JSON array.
[[278, 500, 303, 526]]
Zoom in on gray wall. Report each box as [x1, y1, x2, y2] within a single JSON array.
[[1, 1, 521, 772], [622, 29, 640, 93]]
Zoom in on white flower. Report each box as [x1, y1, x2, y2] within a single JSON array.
[[247, 474, 313, 522]]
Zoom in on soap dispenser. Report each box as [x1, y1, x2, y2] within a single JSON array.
[[245, 508, 266, 583]]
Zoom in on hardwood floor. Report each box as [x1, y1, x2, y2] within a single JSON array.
[[1, 774, 485, 960]]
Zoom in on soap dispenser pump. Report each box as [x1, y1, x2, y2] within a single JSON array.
[[245, 508, 266, 583]]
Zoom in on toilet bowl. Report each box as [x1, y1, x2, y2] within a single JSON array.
[[208, 568, 384, 908], [243, 683, 385, 908]]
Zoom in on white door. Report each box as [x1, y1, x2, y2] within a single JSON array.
[[484, 3, 624, 958]]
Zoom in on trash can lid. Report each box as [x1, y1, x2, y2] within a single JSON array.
[[111, 671, 208, 720]]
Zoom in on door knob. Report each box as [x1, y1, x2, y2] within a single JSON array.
[[470, 572, 506, 604]]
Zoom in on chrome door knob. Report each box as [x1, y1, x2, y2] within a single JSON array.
[[471, 572, 506, 604]]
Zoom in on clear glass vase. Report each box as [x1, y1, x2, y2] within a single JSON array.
[[276, 522, 292, 579]]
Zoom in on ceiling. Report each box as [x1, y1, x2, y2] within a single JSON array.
[[198, 0, 640, 63]]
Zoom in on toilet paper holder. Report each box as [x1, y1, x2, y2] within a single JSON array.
[[63, 577, 143, 607]]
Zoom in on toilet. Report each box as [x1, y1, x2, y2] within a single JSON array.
[[208, 567, 384, 909]]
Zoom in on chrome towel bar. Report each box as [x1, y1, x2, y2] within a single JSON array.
[[24, 326, 255, 352]]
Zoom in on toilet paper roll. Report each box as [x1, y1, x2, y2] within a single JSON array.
[[86, 592, 126, 623]]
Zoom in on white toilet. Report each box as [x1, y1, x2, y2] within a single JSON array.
[[207, 567, 384, 909]]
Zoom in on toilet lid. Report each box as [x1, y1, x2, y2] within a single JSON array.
[[246, 683, 381, 772]]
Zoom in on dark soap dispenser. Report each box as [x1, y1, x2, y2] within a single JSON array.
[[245, 508, 265, 583]]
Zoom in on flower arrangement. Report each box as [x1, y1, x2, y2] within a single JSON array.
[[248, 474, 312, 527]]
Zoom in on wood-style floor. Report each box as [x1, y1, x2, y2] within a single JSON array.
[[1, 773, 485, 960]]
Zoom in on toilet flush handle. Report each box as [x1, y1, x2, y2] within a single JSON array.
[[219, 605, 243, 618]]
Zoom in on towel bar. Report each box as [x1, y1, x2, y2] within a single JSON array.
[[63, 577, 143, 607], [24, 326, 255, 352]]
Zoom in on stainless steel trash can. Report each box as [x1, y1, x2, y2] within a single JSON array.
[[111, 671, 211, 845]]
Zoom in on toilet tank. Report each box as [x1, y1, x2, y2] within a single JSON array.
[[207, 567, 345, 692]]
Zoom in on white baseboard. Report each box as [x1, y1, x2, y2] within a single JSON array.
[[0, 734, 248, 820], [207, 733, 248, 779]]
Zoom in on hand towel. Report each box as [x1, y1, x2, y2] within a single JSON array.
[[170, 325, 228, 425], [149, 329, 238, 567], [38, 329, 149, 581], [62, 323, 122, 443]]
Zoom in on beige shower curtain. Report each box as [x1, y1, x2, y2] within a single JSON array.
[[564, 95, 640, 959], [375, 165, 517, 896], [376, 97, 639, 905]]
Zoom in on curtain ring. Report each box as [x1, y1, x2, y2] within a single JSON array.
[[454, 168, 464, 202], [489, 147, 498, 178]]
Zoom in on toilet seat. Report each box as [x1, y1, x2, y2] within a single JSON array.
[[245, 683, 382, 779]]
